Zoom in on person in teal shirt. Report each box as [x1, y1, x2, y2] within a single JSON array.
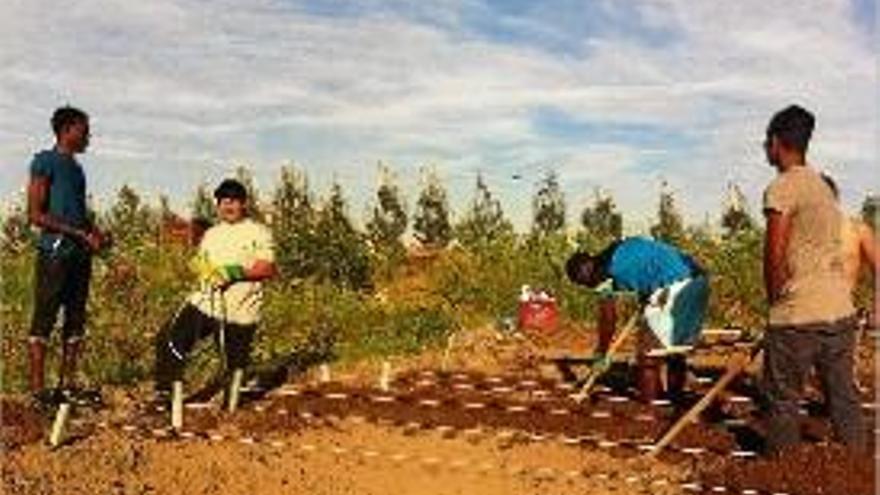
[[566, 237, 709, 401], [26, 106, 110, 409]]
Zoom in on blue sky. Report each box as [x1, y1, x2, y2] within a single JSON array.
[[0, 0, 876, 232]]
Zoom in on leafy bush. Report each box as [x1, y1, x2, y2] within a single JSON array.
[[3, 173, 871, 393]]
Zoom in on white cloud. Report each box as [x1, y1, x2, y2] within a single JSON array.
[[0, 0, 875, 230]]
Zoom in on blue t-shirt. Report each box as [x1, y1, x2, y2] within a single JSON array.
[[29, 148, 88, 252], [599, 237, 702, 296]]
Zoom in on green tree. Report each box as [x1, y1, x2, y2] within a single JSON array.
[[650, 184, 685, 246], [191, 182, 217, 225], [366, 164, 408, 257], [720, 183, 754, 238], [455, 174, 513, 248], [271, 166, 317, 281], [158, 195, 174, 223], [531, 170, 566, 238], [104, 184, 155, 250], [1, 201, 32, 254], [234, 166, 264, 222], [578, 189, 623, 252], [413, 167, 452, 248], [314, 183, 372, 290], [861, 193, 879, 231]]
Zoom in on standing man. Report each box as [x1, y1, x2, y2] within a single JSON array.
[[153, 179, 276, 404], [761, 105, 865, 453], [27, 106, 109, 407], [565, 237, 709, 402]]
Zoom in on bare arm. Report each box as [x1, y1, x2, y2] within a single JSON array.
[[859, 224, 879, 326], [28, 176, 86, 240], [244, 259, 277, 282], [764, 211, 791, 304], [28, 176, 107, 252]]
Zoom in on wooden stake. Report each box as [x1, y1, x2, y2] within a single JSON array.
[[573, 312, 639, 403]]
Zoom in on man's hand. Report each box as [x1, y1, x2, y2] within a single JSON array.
[[191, 256, 247, 291], [82, 229, 111, 254], [590, 353, 612, 372]]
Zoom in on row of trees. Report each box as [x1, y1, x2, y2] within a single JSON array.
[[4, 164, 878, 293], [2, 164, 877, 391]]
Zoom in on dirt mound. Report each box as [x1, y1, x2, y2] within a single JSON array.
[[697, 443, 875, 495], [1, 399, 46, 449]]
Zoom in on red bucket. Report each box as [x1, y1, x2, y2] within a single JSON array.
[[517, 297, 559, 334]]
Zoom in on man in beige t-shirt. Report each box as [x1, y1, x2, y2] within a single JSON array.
[[154, 179, 276, 402], [761, 105, 864, 453]]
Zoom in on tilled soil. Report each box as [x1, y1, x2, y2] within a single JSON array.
[[696, 443, 876, 495], [0, 400, 46, 449], [1, 328, 876, 495]]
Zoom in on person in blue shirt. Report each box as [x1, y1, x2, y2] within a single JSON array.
[[566, 237, 709, 401], [26, 106, 110, 409]]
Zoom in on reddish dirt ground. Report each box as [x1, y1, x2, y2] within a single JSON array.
[[1, 325, 876, 495]]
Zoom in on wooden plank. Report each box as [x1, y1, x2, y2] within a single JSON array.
[[647, 349, 762, 457]]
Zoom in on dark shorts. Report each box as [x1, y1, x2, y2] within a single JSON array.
[[29, 248, 92, 342]]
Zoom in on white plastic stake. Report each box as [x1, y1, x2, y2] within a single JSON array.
[[49, 403, 71, 447], [319, 364, 331, 383], [171, 381, 184, 430], [228, 369, 243, 413], [379, 361, 392, 391]]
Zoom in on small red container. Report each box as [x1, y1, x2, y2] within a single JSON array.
[[517, 297, 559, 334]]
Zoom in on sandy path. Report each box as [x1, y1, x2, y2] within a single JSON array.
[[3, 417, 689, 495]]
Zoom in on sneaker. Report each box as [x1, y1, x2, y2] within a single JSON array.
[[30, 389, 62, 413], [59, 387, 104, 408]]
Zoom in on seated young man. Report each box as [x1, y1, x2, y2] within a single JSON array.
[[565, 237, 709, 401], [153, 179, 276, 403]]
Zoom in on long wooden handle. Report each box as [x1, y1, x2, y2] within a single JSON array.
[[648, 349, 761, 457], [573, 312, 639, 403]]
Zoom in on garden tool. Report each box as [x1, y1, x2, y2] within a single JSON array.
[[648, 345, 763, 457], [572, 310, 640, 403]]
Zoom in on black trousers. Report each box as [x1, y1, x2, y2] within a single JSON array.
[[762, 316, 865, 453], [29, 249, 92, 342], [154, 304, 256, 392]]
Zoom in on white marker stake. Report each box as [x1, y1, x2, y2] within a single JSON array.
[[319, 364, 331, 383], [49, 403, 71, 448], [379, 361, 392, 391], [228, 369, 243, 413], [171, 381, 184, 430]]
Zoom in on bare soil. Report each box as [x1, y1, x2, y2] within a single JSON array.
[[1, 324, 876, 495]]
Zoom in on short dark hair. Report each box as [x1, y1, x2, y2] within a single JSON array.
[[565, 251, 595, 287], [820, 173, 839, 199], [767, 105, 815, 154], [51, 106, 89, 136], [213, 179, 248, 202]]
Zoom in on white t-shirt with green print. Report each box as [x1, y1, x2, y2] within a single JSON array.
[[188, 218, 275, 325]]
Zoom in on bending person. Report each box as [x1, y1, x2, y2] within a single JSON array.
[[566, 237, 709, 402]]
